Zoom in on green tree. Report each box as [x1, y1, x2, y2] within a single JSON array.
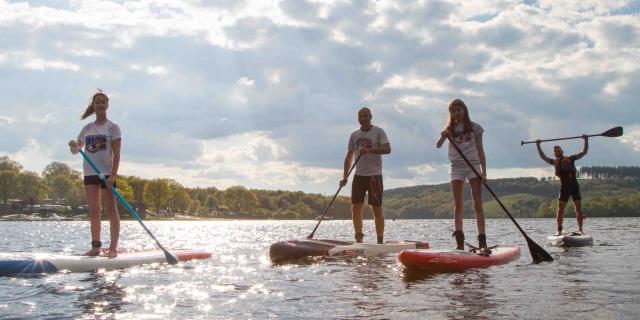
[[188, 199, 201, 216], [0, 156, 22, 171], [166, 180, 191, 214], [49, 175, 75, 202], [18, 171, 47, 203], [0, 156, 22, 205], [144, 178, 171, 214], [124, 176, 146, 206], [223, 186, 258, 214], [63, 181, 85, 208], [205, 193, 219, 210], [0, 170, 19, 205], [42, 162, 81, 181]]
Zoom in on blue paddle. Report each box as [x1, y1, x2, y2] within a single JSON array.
[[77, 148, 179, 265]]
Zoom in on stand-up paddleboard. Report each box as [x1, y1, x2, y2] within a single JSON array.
[[270, 239, 429, 263], [398, 246, 520, 272], [547, 232, 593, 247], [0, 249, 211, 275]]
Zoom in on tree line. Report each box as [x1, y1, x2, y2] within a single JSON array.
[[0, 156, 353, 219], [578, 166, 640, 180], [1, 156, 639, 219]]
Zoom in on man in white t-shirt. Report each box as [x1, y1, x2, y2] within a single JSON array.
[[339, 107, 391, 244]]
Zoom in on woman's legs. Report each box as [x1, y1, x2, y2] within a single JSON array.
[[451, 180, 465, 249], [101, 189, 120, 257], [469, 178, 488, 248], [469, 178, 486, 234], [83, 185, 102, 256]]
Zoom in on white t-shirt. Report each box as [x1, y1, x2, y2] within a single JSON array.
[[447, 122, 483, 163], [77, 120, 122, 176], [347, 125, 389, 176]]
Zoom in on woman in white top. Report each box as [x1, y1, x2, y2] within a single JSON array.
[[436, 99, 488, 251], [68, 91, 121, 257]]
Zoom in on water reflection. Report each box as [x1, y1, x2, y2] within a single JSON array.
[[75, 272, 127, 317], [333, 256, 400, 318], [402, 269, 497, 320]]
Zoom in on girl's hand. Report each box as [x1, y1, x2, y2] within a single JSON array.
[[481, 173, 487, 185], [106, 175, 117, 189], [69, 140, 80, 154]]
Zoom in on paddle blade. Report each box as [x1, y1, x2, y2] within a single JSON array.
[[601, 126, 623, 137], [164, 250, 179, 265], [525, 236, 553, 263]]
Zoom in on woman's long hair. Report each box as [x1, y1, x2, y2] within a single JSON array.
[[445, 98, 473, 136], [81, 91, 109, 120]]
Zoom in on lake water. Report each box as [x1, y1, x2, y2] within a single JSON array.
[[0, 218, 639, 319]]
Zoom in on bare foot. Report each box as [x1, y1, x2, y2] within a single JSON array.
[[106, 248, 118, 258], [82, 248, 101, 256]]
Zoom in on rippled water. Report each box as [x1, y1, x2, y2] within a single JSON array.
[[0, 218, 639, 319]]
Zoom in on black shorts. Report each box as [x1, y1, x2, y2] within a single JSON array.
[[559, 183, 580, 202], [84, 175, 117, 189], [351, 175, 383, 206]]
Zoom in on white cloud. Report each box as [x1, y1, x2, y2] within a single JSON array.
[[146, 65, 169, 76], [236, 77, 255, 87], [21, 58, 80, 71], [367, 61, 382, 73], [0, 116, 15, 126], [408, 163, 436, 175], [620, 127, 640, 153], [66, 48, 105, 57], [0, 0, 637, 194], [0, 139, 55, 173], [380, 74, 449, 92]]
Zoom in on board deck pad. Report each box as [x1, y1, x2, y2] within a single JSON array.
[[0, 249, 212, 275], [547, 232, 593, 247], [269, 239, 429, 263], [398, 246, 521, 272]]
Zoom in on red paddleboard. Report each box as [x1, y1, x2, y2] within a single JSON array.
[[398, 246, 520, 272]]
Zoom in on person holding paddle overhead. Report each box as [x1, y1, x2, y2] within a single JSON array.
[[535, 136, 588, 236], [436, 99, 489, 251], [68, 90, 121, 258], [339, 107, 390, 244]]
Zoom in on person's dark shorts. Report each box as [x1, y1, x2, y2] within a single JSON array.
[[84, 175, 117, 189], [559, 183, 580, 202], [351, 175, 383, 206]]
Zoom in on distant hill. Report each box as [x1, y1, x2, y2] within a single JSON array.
[[383, 176, 640, 219]]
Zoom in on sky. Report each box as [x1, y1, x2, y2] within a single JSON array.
[[0, 0, 638, 194]]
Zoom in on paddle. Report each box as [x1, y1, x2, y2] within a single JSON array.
[[446, 136, 554, 263], [77, 149, 179, 265], [307, 154, 362, 239], [521, 126, 623, 145]]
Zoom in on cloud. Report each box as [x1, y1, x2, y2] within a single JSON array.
[[620, 126, 640, 153], [0, 0, 637, 194], [0, 116, 15, 126]]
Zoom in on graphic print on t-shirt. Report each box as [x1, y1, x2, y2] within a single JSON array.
[[452, 131, 473, 144], [85, 135, 107, 153], [356, 138, 372, 149]]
